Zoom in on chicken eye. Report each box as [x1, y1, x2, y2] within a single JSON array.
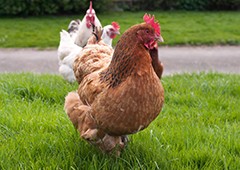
[[145, 30, 149, 34]]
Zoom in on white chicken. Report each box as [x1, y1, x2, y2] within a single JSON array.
[[74, 1, 102, 47], [58, 21, 120, 83]]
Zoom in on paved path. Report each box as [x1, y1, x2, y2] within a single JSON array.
[[0, 46, 239, 76], [159, 46, 240, 75], [0, 48, 58, 74]]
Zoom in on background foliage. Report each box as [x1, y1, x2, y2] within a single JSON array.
[[131, 0, 240, 11], [0, 0, 111, 16], [0, 0, 239, 16]]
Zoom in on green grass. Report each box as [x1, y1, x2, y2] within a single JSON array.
[[0, 11, 240, 48], [0, 72, 240, 169]]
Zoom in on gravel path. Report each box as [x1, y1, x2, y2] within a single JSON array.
[[0, 46, 239, 76]]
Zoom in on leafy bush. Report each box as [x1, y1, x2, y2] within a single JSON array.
[[0, 0, 239, 16], [0, 0, 112, 16], [129, 0, 240, 11], [208, 0, 240, 10], [0, 0, 59, 16]]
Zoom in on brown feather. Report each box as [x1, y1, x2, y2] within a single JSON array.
[[149, 46, 164, 79]]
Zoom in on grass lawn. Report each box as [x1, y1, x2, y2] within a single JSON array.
[[0, 11, 240, 48], [0, 72, 239, 169]]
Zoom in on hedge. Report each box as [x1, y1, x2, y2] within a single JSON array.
[[0, 0, 239, 16], [0, 0, 112, 16], [130, 0, 240, 11]]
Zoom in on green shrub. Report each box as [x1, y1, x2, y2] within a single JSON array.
[[208, 0, 240, 10], [0, 0, 112, 16], [129, 0, 240, 11], [0, 0, 59, 16], [0, 0, 239, 16]]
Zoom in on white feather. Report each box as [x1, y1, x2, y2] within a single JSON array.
[[57, 30, 79, 61], [58, 42, 82, 83]]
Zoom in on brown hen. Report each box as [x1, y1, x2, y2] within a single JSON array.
[[64, 14, 164, 155]]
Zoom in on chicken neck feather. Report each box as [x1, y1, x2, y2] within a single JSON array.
[[100, 23, 152, 88]]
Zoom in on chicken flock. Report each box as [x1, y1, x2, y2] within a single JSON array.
[[58, 1, 164, 155]]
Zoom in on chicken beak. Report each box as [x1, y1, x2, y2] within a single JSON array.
[[114, 30, 120, 35], [155, 35, 164, 42]]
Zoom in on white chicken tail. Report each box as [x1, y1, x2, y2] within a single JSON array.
[[58, 43, 82, 83], [68, 19, 81, 39], [57, 30, 79, 61]]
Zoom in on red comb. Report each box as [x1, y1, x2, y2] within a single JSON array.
[[143, 13, 160, 36], [89, 1, 93, 13], [111, 22, 120, 30]]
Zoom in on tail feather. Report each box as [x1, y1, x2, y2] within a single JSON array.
[[60, 30, 72, 41], [58, 30, 80, 61], [64, 92, 82, 115], [68, 19, 81, 34], [59, 43, 82, 83], [68, 19, 81, 41], [64, 92, 84, 128], [64, 92, 97, 139]]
